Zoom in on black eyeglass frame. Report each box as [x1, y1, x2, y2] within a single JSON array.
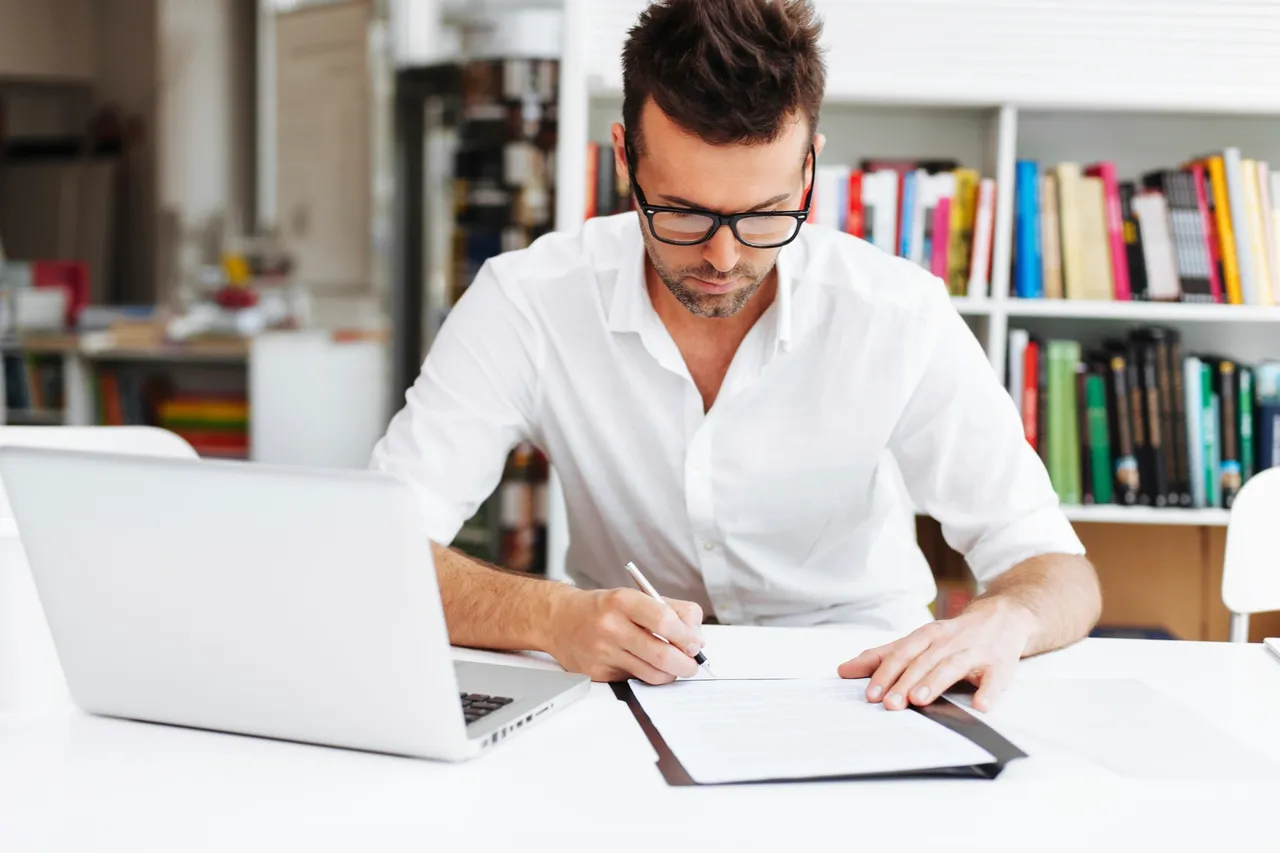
[[622, 138, 816, 249]]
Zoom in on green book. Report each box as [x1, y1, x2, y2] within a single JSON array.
[[1047, 340, 1082, 505], [1202, 362, 1219, 508], [1240, 366, 1255, 482], [1085, 373, 1112, 504]]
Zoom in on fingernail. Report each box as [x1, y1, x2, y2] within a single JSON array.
[[887, 692, 902, 708], [685, 644, 701, 657], [913, 686, 930, 703], [866, 685, 883, 701]]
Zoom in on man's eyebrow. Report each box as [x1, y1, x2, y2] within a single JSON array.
[[656, 191, 793, 213]]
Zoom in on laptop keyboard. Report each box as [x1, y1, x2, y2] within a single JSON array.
[[460, 692, 514, 725]]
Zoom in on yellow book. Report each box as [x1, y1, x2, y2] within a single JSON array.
[[1055, 163, 1086, 299], [1077, 177, 1114, 301], [1040, 173, 1064, 299], [1203, 156, 1243, 305], [1243, 159, 1272, 306], [947, 168, 980, 296]]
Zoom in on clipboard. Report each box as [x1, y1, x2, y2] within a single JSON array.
[[612, 680, 1027, 786]]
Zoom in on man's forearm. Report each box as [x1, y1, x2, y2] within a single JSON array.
[[430, 542, 567, 652], [972, 553, 1102, 657]]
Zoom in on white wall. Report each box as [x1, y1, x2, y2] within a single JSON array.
[[157, 0, 256, 241]]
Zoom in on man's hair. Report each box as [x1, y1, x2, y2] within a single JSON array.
[[621, 0, 826, 156]]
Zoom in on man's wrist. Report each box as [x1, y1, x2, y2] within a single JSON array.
[[531, 580, 576, 655], [965, 593, 1040, 656]]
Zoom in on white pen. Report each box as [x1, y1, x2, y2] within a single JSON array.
[[623, 560, 715, 678]]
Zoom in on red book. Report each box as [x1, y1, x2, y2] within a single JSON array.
[[1187, 163, 1225, 303], [844, 171, 864, 238], [1022, 340, 1039, 450], [1084, 162, 1132, 300]]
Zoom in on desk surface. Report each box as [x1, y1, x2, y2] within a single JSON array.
[[4, 627, 1280, 852]]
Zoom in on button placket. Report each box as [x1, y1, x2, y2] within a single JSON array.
[[684, 414, 742, 624]]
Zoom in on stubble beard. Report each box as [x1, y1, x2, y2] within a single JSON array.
[[641, 230, 771, 319]]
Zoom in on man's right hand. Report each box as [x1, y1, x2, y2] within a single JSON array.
[[543, 587, 705, 684]]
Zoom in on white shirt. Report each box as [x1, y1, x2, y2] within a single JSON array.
[[369, 213, 1084, 632]]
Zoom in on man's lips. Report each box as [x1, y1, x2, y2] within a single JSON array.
[[690, 277, 739, 294]]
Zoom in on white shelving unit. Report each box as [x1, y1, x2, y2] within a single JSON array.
[[544, 0, 1280, 582], [0, 331, 387, 470]]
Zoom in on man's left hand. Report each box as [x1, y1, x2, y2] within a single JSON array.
[[836, 596, 1038, 713]]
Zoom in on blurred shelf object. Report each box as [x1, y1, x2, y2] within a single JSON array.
[[0, 329, 386, 470]]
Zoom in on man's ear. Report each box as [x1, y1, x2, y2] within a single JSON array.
[[813, 131, 826, 159], [610, 121, 629, 184]]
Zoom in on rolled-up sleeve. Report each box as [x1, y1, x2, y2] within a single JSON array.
[[887, 288, 1085, 587], [369, 262, 542, 544]]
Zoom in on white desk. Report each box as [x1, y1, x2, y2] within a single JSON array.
[[3, 627, 1280, 852]]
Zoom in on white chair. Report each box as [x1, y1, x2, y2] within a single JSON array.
[[0, 426, 197, 711], [1222, 466, 1280, 643]]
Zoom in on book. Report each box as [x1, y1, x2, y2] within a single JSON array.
[[1117, 182, 1149, 301], [1107, 350, 1141, 505], [1222, 147, 1258, 304], [1040, 173, 1064, 300], [1084, 161, 1131, 300], [1184, 356, 1206, 507], [1014, 160, 1044, 298]]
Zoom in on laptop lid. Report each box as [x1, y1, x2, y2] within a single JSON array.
[[0, 446, 474, 760]]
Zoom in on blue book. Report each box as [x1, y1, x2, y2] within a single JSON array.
[[1014, 160, 1044, 298], [899, 172, 916, 259]]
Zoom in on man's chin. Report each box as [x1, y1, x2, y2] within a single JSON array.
[[682, 290, 745, 319]]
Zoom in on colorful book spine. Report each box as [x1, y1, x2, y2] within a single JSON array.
[[1184, 356, 1206, 507], [1187, 164, 1225, 303], [1205, 155, 1243, 305], [1085, 371, 1113, 504], [1223, 147, 1258, 304], [947, 168, 979, 296], [1085, 161, 1131, 300], [1014, 160, 1043, 298], [1240, 366, 1255, 483]]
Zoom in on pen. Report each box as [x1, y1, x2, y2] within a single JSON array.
[[623, 560, 715, 677]]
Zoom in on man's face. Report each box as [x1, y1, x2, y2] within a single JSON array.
[[614, 101, 816, 319]]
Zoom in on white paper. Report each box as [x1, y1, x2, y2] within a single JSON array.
[[684, 625, 897, 681], [631, 678, 995, 784]]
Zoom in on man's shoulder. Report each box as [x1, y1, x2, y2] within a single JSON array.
[[798, 225, 951, 320], [484, 213, 638, 291]]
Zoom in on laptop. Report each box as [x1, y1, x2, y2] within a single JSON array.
[[0, 445, 589, 760]]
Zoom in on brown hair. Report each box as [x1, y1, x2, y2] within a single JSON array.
[[621, 0, 826, 155]]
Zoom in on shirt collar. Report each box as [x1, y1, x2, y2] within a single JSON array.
[[605, 219, 809, 356]]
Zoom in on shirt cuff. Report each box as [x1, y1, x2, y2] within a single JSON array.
[[963, 505, 1086, 587]]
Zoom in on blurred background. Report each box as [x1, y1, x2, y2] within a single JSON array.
[[1, 0, 1279, 645]]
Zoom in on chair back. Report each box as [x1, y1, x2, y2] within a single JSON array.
[[1222, 467, 1280, 641]]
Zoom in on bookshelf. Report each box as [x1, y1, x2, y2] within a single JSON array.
[[542, 0, 1280, 635], [0, 330, 387, 470]]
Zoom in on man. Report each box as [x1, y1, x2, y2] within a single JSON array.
[[370, 0, 1101, 712]]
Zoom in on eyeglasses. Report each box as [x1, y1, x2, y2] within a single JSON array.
[[623, 140, 815, 249]]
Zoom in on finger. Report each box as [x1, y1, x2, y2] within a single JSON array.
[[616, 649, 676, 686], [621, 624, 700, 680], [972, 661, 1015, 712], [864, 632, 937, 706], [666, 599, 705, 643], [884, 646, 954, 710], [906, 651, 977, 708], [836, 647, 885, 679], [615, 590, 702, 657]]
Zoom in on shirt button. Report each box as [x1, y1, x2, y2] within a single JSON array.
[[703, 541, 716, 551]]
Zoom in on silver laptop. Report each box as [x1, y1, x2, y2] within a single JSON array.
[[0, 445, 589, 760]]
